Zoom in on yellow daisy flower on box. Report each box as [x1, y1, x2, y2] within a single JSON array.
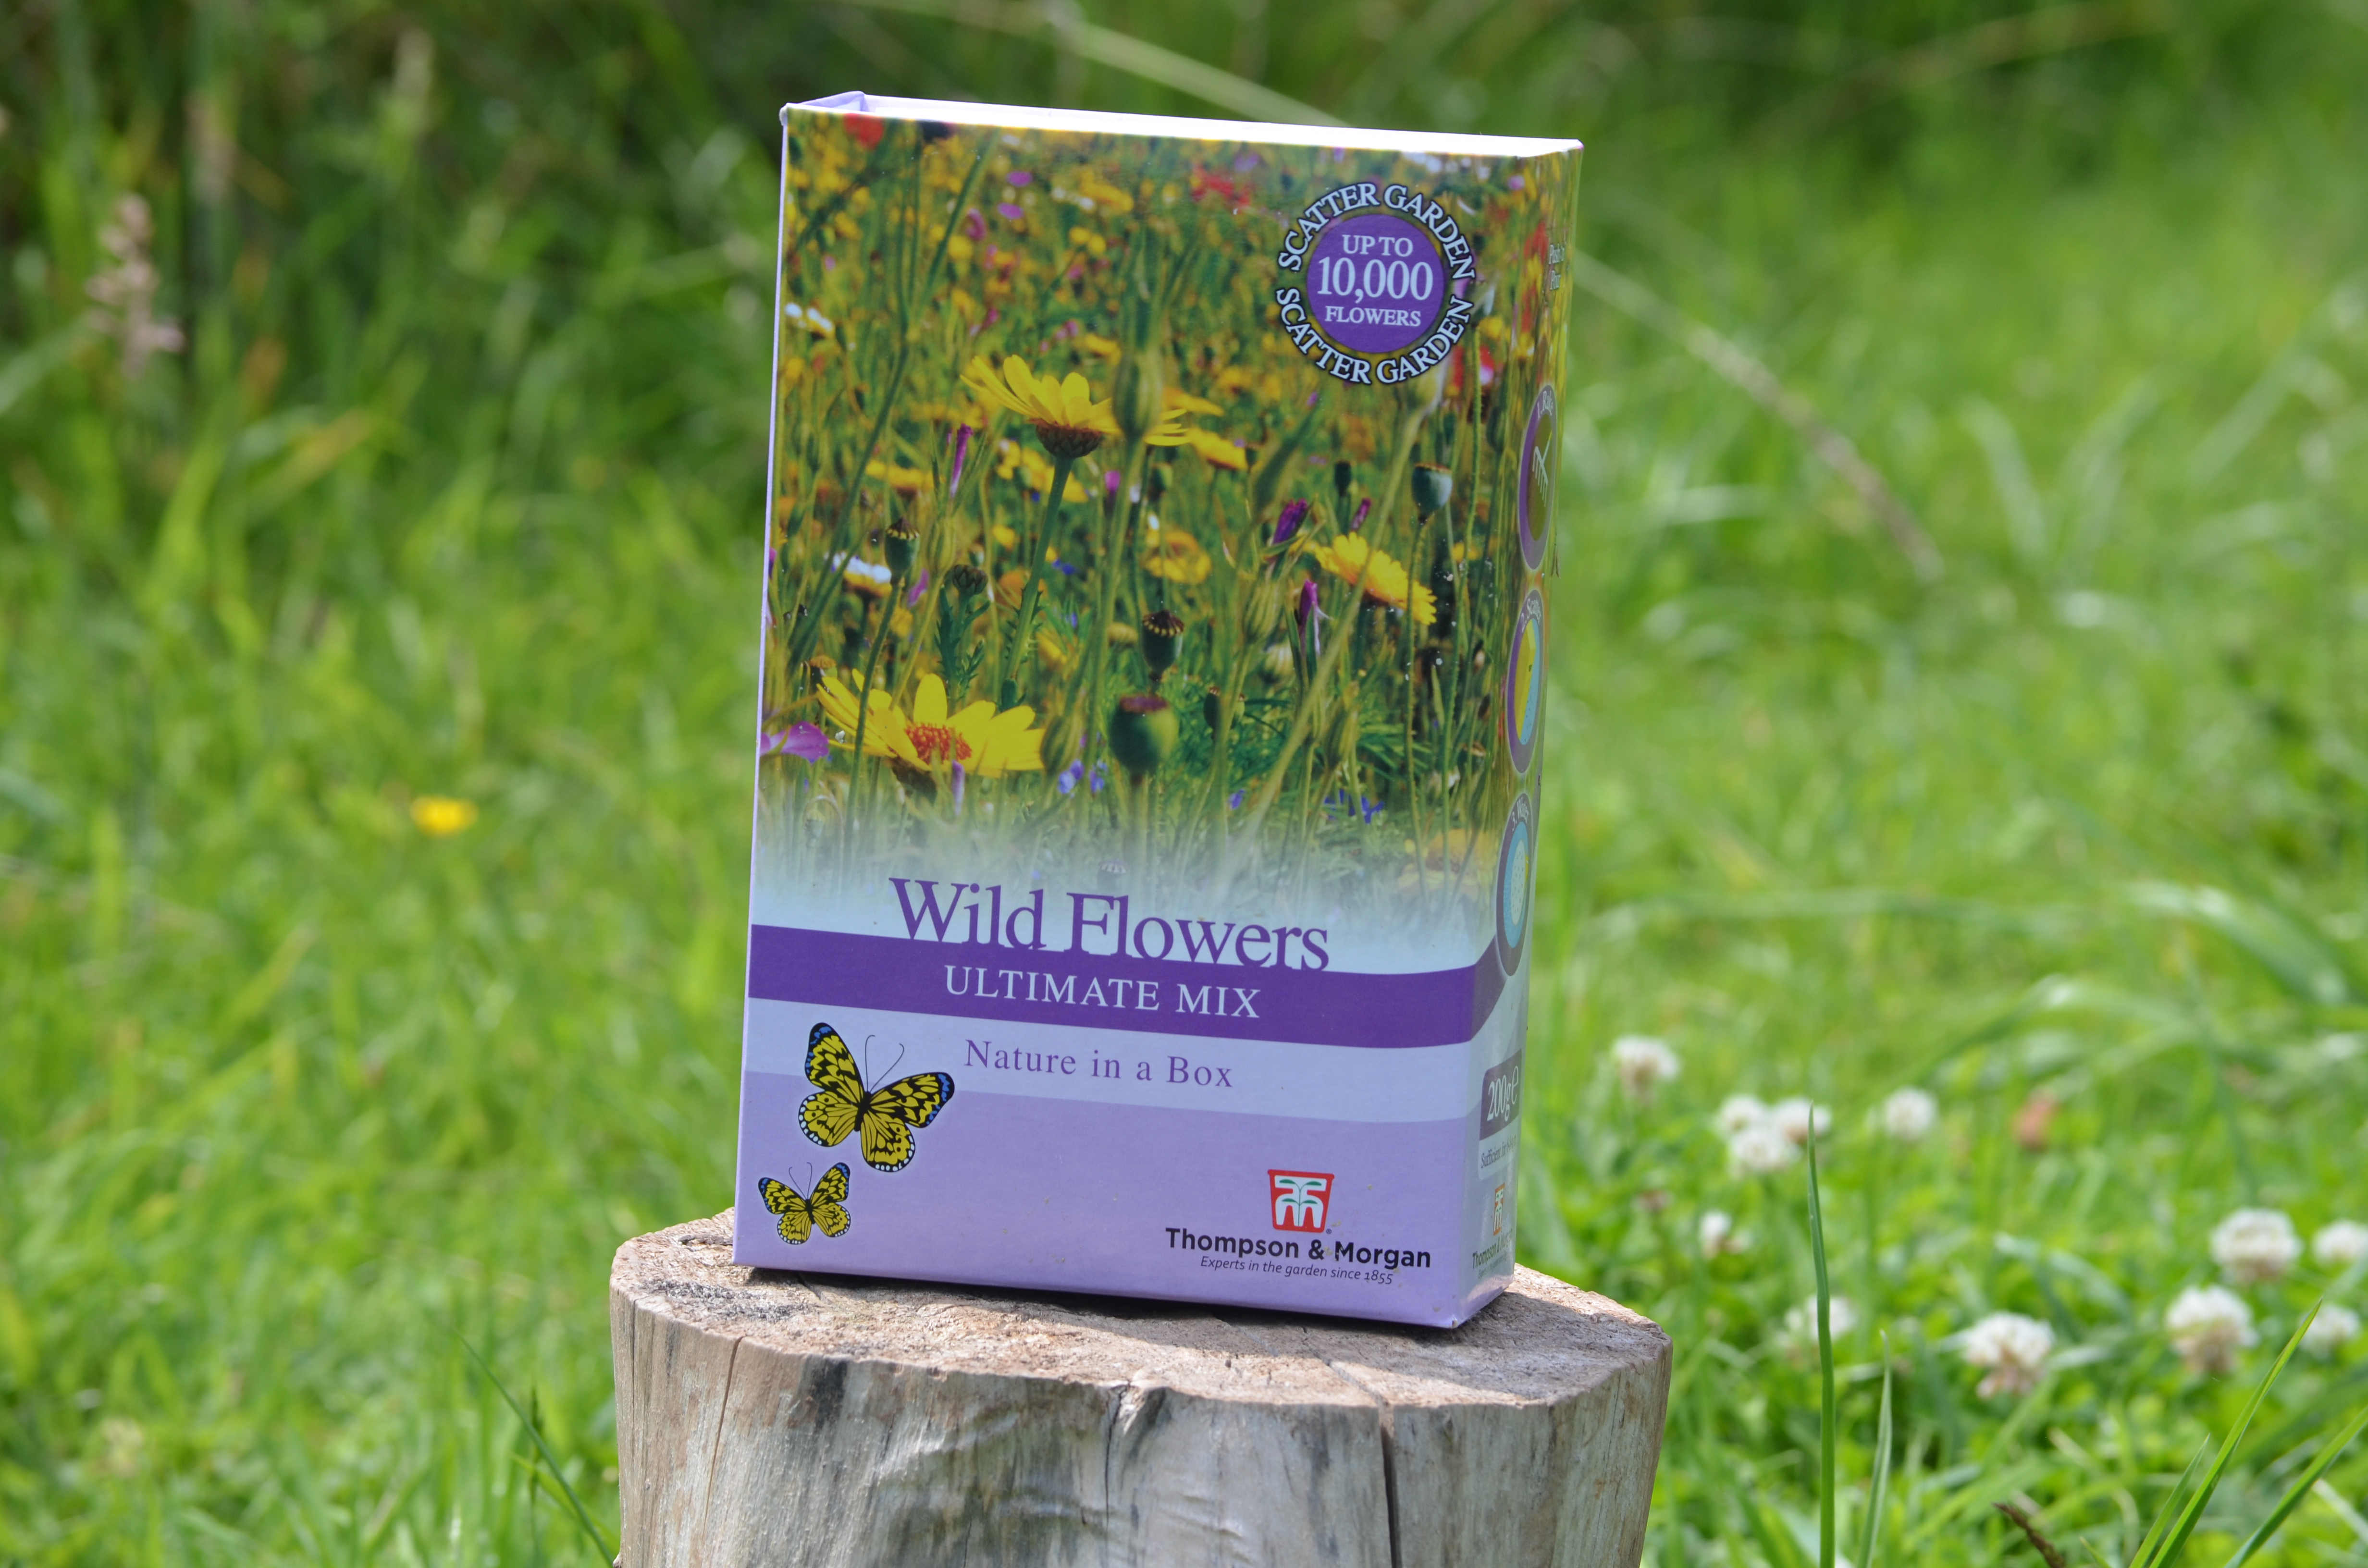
[[1310, 535, 1435, 627], [816, 673, 1045, 777], [864, 459, 932, 494], [1181, 427, 1249, 471], [962, 355, 1191, 458]]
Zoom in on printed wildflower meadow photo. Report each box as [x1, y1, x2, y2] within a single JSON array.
[[723, 98, 1579, 1326], [752, 104, 1577, 952]]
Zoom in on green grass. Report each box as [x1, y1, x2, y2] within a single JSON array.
[[5, 2, 2368, 1563]]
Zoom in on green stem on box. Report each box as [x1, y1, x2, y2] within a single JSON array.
[[844, 569, 906, 833], [995, 450, 1077, 709], [1080, 446, 1147, 793]]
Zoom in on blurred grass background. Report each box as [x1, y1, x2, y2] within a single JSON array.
[[4, 1, 2368, 1563]]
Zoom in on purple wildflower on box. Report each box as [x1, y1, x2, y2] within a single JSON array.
[[761, 722, 830, 762], [1270, 499, 1310, 549], [949, 425, 974, 492], [1057, 759, 1109, 796]]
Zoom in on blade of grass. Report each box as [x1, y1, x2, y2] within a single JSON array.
[[1756, 0, 2176, 144], [2219, 1400, 2368, 1568], [2134, 1303, 2321, 1568], [460, 1335, 616, 1563], [1809, 1118, 1837, 1568], [1565, 250, 1943, 580], [1751, 1491, 1817, 1568], [2130, 1440, 2213, 1568], [1861, 1331, 1895, 1568], [833, 0, 1341, 124], [2315, 1478, 2368, 1549]]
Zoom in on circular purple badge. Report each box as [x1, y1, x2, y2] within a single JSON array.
[[1517, 382, 1557, 572], [1504, 587, 1546, 776], [1304, 213, 1448, 358], [1494, 791, 1535, 976]]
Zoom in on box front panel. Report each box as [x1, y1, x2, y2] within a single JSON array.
[[736, 105, 1577, 1325]]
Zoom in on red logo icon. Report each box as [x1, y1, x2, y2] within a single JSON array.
[[1268, 1170, 1333, 1232]]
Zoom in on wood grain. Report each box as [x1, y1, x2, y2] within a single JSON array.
[[612, 1211, 1669, 1567]]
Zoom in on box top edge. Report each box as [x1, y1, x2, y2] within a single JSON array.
[[784, 91, 1581, 159]]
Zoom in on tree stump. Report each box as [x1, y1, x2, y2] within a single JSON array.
[[611, 1211, 1670, 1568]]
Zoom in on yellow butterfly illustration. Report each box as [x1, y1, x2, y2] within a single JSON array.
[[756, 1163, 851, 1244], [799, 1022, 955, 1173]]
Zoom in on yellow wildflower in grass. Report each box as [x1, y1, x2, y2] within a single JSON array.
[[962, 355, 1190, 458], [995, 440, 1091, 502], [1142, 528, 1214, 587], [1035, 628, 1077, 675], [989, 524, 1064, 564], [1398, 827, 1486, 891], [1311, 535, 1436, 627], [1163, 388, 1224, 416], [816, 673, 1046, 777], [1071, 172, 1135, 214], [1181, 427, 1248, 471], [410, 796, 479, 837], [864, 459, 932, 494], [1073, 332, 1120, 360]]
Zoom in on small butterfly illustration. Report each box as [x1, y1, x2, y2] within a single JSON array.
[[799, 1022, 955, 1173], [756, 1163, 851, 1243]]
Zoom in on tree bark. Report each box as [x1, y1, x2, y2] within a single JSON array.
[[612, 1210, 1670, 1568]]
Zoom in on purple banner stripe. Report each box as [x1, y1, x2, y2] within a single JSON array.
[[746, 925, 1506, 1050]]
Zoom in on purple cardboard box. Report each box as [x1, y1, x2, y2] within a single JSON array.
[[733, 93, 1579, 1326]]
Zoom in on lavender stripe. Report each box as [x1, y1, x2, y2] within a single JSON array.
[[746, 925, 1506, 1050]]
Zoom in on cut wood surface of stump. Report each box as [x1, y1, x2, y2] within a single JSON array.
[[611, 1211, 1671, 1568]]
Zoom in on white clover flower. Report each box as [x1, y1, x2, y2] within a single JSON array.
[[1879, 1087, 1938, 1144], [1610, 1035, 1681, 1102], [2304, 1304, 2361, 1357], [1716, 1094, 1769, 1135], [2166, 1285, 2256, 1374], [1962, 1311, 2054, 1398], [2210, 1208, 2302, 1286], [1699, 1209, 1748, 1258], [2313, 1220, 2368, 1271], [1769, 1097, 1833, 1147], [1781, 1294, 1859, 1358], [1727, 1119, 1800, 1176]]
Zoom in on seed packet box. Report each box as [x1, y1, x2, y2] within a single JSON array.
[[733, 92, 1579, 1327]]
